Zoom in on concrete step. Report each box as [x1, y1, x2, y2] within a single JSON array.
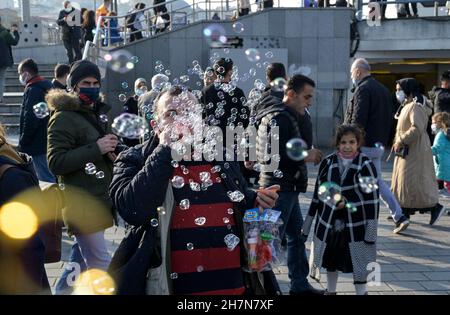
[[5, 74, 54, 82], [1, 123, 19, 135], [0, 113, 20, 124], [2, 92, 24, 104], [5, 71, 54, 78], [8, 64, 56, 71], [0, 104, 21, 114], [4, 85, 25, 93]]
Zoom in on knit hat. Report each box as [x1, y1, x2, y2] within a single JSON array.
[[67, 60, 101, 90]]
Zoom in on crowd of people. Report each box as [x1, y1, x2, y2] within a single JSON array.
[[0, 49, 449, 295]]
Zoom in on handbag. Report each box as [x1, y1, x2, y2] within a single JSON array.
[[394, 145, 409, 158]]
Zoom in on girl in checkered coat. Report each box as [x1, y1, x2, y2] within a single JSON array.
[[302, 125, 380, 295]]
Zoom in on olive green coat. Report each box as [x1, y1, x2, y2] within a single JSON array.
[[46, 89, 114, 235]]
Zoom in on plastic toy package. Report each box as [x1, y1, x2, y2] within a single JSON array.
[[242, 208, 285, 272]]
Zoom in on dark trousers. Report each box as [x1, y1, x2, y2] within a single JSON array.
[[130, 31, 143, 42], [63, 36, 82, 64], [238, 8, 250, 16], [405, 3, 418, 16]]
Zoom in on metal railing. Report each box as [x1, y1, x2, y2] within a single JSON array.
[[356, 0, 450, 18]]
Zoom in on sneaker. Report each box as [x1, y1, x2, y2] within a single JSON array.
[[393, 215, 410, 234], [430, 204, 446, 225], [387, 216, 394, 221]]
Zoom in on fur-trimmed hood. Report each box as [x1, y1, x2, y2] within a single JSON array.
[[45, 89, 110, 113]]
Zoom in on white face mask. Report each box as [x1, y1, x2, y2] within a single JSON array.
[[396, 90, 406, 104], [431, 123, 438, 134], [19, 72, 29, 86], [65, 5, 72, 12]]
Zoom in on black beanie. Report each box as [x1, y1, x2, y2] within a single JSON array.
[[67, 60, 101, 90]]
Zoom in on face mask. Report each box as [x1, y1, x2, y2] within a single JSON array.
[[352, 78, 360, 86], [396, 90, 406, 104], [431, 123, 438, 134], [79, 87, 100, 103], [19, 72, 29, 86], [65, 5, 72, 12]]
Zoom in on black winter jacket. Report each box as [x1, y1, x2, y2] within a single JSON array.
[[19, 77, 53, 156], [256, 100, 309, 193], [345, 76, 393, 147], [0, 153, 51, 294], [0, 26, 19, 68], [254, 88, 313, 149], [108, 137, 280, 295], [430, 87, 450, 114]]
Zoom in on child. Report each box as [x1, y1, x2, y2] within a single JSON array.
[[431, 112, 450, 200], [302, 124, 380, 295]]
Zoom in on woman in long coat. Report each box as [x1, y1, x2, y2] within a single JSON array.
[[391, 78, 446, 225]]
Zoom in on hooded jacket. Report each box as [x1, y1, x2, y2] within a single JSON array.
[[255, 98, 308, 192], [19, 77, 53, 156], [0, 143, 51, 294], [46, 89, 115, 235]]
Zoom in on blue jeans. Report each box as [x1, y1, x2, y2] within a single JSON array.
[[361, 146, 403, 222], [32, 154, 56, 183], [55, 231, 111, 295], [55, 243, 87, 295], [275, 191, 310, 292]]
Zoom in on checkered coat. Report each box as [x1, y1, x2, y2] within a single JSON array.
[[302, 152, 380, 283]]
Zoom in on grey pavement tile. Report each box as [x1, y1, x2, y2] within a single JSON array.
[[391, 272, 429, 281], [413, 291, 449, 295], [423, 272, 450, 281], [387, 281, 426, 292], [367, 283, 393, 292], [418, 281, 450, 291], [45, 262, 64, 269], [397, 264, 434, 272]]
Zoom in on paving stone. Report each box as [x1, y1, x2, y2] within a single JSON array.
[[387, 281, 426, 292], [391, 272, 429, 281], [423, 272, 450, 281]]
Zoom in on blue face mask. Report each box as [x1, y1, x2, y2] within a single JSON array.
[[79, 87, 100, 103]]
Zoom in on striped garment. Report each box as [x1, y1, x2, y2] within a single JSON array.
[[170, 162, 245, 295]]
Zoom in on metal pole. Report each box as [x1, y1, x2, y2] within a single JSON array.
[[108, 18, 111, 47], [21, 0, 31, 23], [434, 1, 439, 16]]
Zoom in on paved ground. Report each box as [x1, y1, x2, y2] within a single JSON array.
[[40, 151, 450, 295]]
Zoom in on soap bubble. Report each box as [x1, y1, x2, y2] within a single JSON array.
[[190, 182, 201, 191], [265, 51, 274, 59], [197, 266, 204, 272], [286, 138, 309, 161], [85, 163, 97, 175], [232, 22, 244, 33], [171, 160, 179, 168], [227, 190, 245, 202], [170, 273, 178, 279], [274, 170, 283, 178], [186, 243, 194, 251], [121, 82, 128, 89], [130, 56, 139, 64], [203, 24, 227, 46], [33, 102, 49, 119], [249, 68, 257, 76], [358, 176, 379, 194], [171, 176, 185, 189], [227, 208, 234, 215], [99, 114, 108, 123], [374, 142, 385, 152], [270, 77, 287, 92], [194, 217, 206, 226], [318, 182, 343, 207], [111, 113, 149, 139], [95, 171, 105, 179], [223, 217, 230, 224], [108, 50, 134, 73], [345, 202, 358, 213], [179, 199, 190, 210], [224, 234, 240, 251], [245, 48, 261, 62], [150, 218, 159, 227], [118, 94, 127, 102], [165, 70, 171, 76]]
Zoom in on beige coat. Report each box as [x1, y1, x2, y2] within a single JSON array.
[[391, 98, 438, 209]]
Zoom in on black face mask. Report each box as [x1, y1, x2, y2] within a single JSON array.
[[79, 87, 100, 104]]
